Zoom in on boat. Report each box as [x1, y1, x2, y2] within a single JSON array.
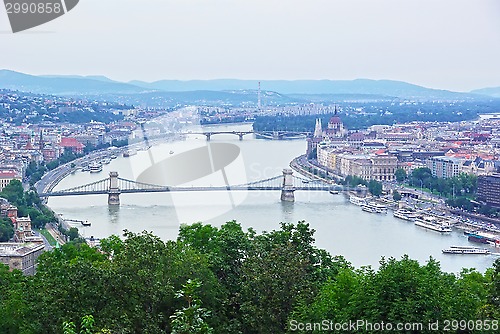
[[414, 217, 452, 233], [467, 234, 489, 244], [329, 190, 340, 195], [110, 154, 118, 159], [361, 204, 378, 213], [169, 150, 174, 155], [123, 149, 137, 157], [393, 209, 418, 221], [81, 220, 91, 226], [349, 194, 366, 206], [442, 246, 490, 255], [362, 202, 387, 214], [100, 157, 111, 165], [89, 162, 103, 173], [464, 231, 500, 247]]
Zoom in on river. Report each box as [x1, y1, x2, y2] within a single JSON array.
[[48, 124, 498, 273]]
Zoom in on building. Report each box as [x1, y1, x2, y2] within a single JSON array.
[[477, 174, 500, 208], [0, 242, 45, 275], [426, 156, 464, 178], [60, 137, 85, 154], [370, 154, 398, 181], [324, 108, 348, 140], [0, 170, 21, 192]]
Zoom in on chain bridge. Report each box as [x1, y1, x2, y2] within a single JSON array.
[[38, 169, 344, 205]]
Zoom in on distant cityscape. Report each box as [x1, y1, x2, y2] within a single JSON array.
[[2, 72, 500, 275]]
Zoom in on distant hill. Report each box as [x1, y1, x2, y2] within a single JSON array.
[[0, 69, 492, 102], [0, 70, 149, 95], [129, 78, 481, 100], [99, 89, 297, 108], [470, 86, 500, 98]]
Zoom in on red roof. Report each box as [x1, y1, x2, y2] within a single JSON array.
[[60, 137, 85, 149], [329, 116, 342, 124], [0, 171, 19, 178]]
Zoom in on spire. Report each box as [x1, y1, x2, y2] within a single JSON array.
[[334, 104, 338, 116], [313, 118, 322, 138]]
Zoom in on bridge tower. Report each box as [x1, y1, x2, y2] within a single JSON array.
[[281, 169, 295, 202], [108, 171, 121, 205]]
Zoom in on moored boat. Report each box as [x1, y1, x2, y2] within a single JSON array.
[[349, 194, 366, 206], [89, 162, 103, 173], [362, 202, 387, 214], [361, 204, 378, 213], [100, 157, 112, 165], [468, 234, 489, 244], [393, 209, 418, 221], [414, 217, 452, 233], [123, 149, 137, 157]]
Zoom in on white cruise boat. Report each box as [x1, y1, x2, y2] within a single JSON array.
[[393, 209, 418, 221], [414, 217, 452, 233], [89, 162, 103, 173], [362, 202, 387, 214], [100, 157, 112, 165], [349, 195, 366, 206], [442, 246, 490, 255]]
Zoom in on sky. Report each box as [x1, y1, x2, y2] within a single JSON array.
[[1, 0, 500, 92]]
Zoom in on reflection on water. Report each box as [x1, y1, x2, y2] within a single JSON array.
[[108, 205, 120, 225]]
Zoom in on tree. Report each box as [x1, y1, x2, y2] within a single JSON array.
[[239, 222, 345, 333], [0, 179, 25, 207], [170, 279, 213, 334], [67, 227, 80, 241], [0, 217, 14, 242], [392, 190, 402, 201], [368, 179, 383, 197], [394, 168, 407, 182]]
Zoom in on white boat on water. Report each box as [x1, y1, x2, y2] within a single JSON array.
[[414, 217, 452, 233], [349, 195, 366, 206], [393, 209, 418, 221], [123, 149, 137, 157], [89, 162, 103, 173], [362, 202, 387, 214], [100, 157, 112, 165], [442, 246, 490, 255]]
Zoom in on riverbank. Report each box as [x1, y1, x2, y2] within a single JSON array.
[[290, 154, 500, 243]]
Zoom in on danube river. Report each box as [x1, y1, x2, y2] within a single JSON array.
[[48, 124, 498, 273]]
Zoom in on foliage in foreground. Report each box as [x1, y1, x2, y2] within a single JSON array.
[[0, 221, 498, 334]]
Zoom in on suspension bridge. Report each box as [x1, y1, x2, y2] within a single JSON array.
[[38, 169, 344, 205]]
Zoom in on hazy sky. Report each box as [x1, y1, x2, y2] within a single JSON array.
[[1, 0, 500, 91]]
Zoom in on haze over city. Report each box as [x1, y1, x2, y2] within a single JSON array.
[[1, 0, 500, 92]]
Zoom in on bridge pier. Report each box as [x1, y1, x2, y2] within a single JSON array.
[[238, 133, 244, 141], [205, 133, 211, 141], [108, 171, 121, 205], [281, 169, 295, 202]]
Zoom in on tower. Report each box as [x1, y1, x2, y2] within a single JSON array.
[[313, 118, 323, 138], [108, 171, 121, 205], [281, 169, 295, 202]]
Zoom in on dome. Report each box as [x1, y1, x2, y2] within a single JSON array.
[[329, 116, 342, 124]]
